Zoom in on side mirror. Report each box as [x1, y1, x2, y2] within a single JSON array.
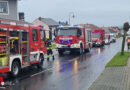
[[49, 31, 52, 40], [43, 30, 46, 41], [54, 29, 57, 37], [77, 29, 82, 37]]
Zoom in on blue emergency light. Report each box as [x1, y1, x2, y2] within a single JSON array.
[[73, 24, 79, 27], [61, 40, 65, 43], [58, 24, 63, 27], [68, 40, 71, 43], [40, 25, 44, 28]]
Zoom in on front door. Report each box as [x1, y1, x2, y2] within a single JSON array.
[[40, 30, 46, 53], [30, 28, 40, 62], [21, 31, 29, 65]]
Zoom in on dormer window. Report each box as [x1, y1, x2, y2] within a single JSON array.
[[0, 1, 9, 14]]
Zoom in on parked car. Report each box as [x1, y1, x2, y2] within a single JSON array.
[[104, 34, 110, 44], [110, 34, 116, 43]]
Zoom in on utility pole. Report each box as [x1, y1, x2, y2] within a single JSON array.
[[68, 12, 75, 25], [121, 22, 129, 55]]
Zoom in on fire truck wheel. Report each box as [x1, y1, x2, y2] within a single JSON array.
[[11, 61, 20, 77], [87, 45, 91, 52], [102, 43, 104, 46], [102, 42, 104, 46], [37, 55, 44, 69], [79, 45, 83, 54]]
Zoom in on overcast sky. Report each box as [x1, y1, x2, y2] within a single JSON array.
[[19, 0, 130, 27]]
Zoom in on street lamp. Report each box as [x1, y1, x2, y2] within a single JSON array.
[[68, 12, 75, 25]]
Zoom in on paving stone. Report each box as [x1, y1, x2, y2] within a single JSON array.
[[88, 58, 130, 90]]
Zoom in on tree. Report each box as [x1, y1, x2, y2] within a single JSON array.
[[121, 22, 129, 55]]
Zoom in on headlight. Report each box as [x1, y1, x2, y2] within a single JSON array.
[[105, 40, 108, 42], [75, 44, 79, 47], [56, 44, 59, 47], [96, 42, 101, 44], [56, 44, 61, 48], [71, 44, 79, 48]]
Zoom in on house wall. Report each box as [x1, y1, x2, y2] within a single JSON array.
[[49, 26, 57, 41], [33, 19, 50, 31], [33, 19, 50, 39], [33, 19, 57, 41], [0, 0, 18, 20]]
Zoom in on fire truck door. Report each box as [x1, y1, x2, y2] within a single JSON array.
[[40, 30, 46, 53], [85, 30, 91, 48], [30, 29, 39, 62], [21, 32, 29, 65]]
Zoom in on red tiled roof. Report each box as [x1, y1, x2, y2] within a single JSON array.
[[80, 24, 100, 30], [107, 27, 120, 33]]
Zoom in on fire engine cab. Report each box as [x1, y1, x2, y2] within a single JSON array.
[[55, 25, 92, 55], [0, 18, 47, 78], [92, 29, 105, 47]]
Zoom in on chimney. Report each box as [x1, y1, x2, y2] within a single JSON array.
[[39, 17, 42, 20]]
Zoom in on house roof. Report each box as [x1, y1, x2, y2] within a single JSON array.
[[107, 27, 120, 33], [80, 24, 100, 30], [39, 17, 58, 26], [102, 27, 117, 33], [59, 21, 69, 26], [108, 29, 117, 33], [102, 27, 111, 33]]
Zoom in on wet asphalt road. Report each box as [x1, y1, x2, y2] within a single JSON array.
[[4, 38, 122, 90]]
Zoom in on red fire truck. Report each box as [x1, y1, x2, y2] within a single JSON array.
[[0, 18, 47, 80], [55, 25, 92, 55], [92, 29, 105, 46]]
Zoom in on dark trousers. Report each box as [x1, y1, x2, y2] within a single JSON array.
[[47, 49, 53, 55]]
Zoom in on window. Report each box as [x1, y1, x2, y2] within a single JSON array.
[[32, 29, 38, 41], [22, 32, 28, 41], [10, 31, 19, 37], [40, 30, 45, 41], [57, 28, 78, 36], [0, 1, 8, 14], [9, 30, 20, 54]]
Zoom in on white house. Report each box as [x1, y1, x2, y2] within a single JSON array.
[[33, 17, 58, 40]]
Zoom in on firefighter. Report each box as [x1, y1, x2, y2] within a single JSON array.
[[126, 37, 130, 50], [45, 35, 55, 61]]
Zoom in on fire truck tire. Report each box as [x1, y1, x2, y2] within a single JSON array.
[[85, 45, 91, 52], [78, 45, 83, 54], [11, 61, 20, 77], [37, 55, 44, 69], [87, 45, 91, 52], [102, 42, 104, 46]]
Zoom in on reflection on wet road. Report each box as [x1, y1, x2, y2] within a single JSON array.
[[5, 38, 122, 90]]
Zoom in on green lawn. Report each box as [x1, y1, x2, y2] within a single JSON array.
[[106, 52, 130, 67]]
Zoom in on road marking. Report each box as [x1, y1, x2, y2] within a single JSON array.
[[31, 68, 52, 77], [0, 87, 5, 89]]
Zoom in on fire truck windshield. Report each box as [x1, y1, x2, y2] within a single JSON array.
[[92, 33, 101, 38], [57, 28, 78, 36]]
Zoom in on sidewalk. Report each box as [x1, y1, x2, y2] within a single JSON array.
[[88, 58, 130, 90]]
